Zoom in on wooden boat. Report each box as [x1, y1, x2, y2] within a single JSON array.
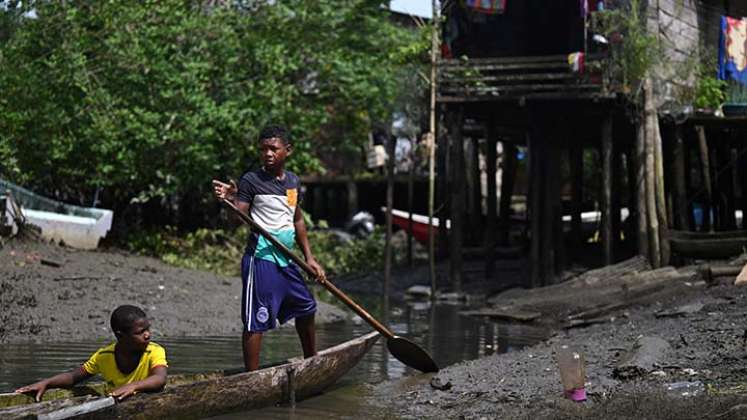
[[668, 229, 747, 259], [0, 331, 379, 420]]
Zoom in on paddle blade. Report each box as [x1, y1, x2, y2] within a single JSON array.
[[387, 336, 439, 373]]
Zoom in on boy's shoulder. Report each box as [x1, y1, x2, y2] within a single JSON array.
[[146, 342, 165, 353]]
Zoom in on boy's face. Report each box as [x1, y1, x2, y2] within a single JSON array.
[[259, 137, 291, 171], [119, 318, 151, 351]]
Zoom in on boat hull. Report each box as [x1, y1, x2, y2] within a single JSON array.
[[0, 332, 379, 420], [669, 230, 747, 259]]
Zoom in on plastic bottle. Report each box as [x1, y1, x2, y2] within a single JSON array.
[[555, 345, 587, 402]]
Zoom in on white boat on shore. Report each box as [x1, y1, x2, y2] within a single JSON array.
[[1, 179, 113, 250]]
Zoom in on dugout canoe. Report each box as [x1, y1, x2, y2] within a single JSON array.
[[668, 229, 747, 259], [0, 331, 379, 420]]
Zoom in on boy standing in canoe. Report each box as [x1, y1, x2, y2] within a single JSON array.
[[212, 125, 325, 371], [15, 305, 167, 401]]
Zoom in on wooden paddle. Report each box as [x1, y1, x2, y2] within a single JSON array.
[[221, 198, 439, 373]]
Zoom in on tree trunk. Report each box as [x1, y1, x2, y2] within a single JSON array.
[[384, 129, 396, 298]]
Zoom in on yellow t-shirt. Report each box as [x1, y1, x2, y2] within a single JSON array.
[[82, 342, 168, 391]]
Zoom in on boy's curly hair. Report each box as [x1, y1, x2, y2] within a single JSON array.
[[111, 305, 147, 335], [258, 125, 290, 145]]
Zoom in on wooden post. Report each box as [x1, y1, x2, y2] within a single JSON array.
[[635, 117, 649, 259], [499, 142, 517, 246], [722, 143, 737, 230], [427, 0, 440, 296], [485, 123, 498, 278], [740, 142, 747, 230], [407, 142, 415, 267], [384, 130, 396, 298], [652, 106, 670, 265], [437, 108, 450, 260], [449, 107, 465, 292], [529, 124, 543, 288], [549, 138, 563, 278], [570, 143, 584, 248], [696, 125, 713, 232], [601, 114, 614, 265], [644, 80, 660, 267], [346, 179, 358, 220], [672, 124, 689, 230]]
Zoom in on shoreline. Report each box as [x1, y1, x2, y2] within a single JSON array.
[[0, 240, 347, 344]]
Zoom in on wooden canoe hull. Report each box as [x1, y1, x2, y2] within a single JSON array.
[[0, 332, 379, 420], [668, 230, 747, 259]]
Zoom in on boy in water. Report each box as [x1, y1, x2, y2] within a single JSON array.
[[15, 305, 167, 401], [212, 125, 325, 371]]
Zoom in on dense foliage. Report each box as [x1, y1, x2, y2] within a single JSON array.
[[124, 224, 389, 279], [0, 0, 426, 215]]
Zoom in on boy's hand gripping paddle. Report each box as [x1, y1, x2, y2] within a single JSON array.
[[221, 198, 439, 374]]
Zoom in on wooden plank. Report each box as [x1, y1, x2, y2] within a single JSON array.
[[438, 73, 576, 83], [499, 142, 517, 246], [437, 53, 607, 66], [440, 84, 602, 94]]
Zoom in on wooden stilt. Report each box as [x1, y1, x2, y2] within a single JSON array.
[[683, 132, 696, 230], [696, 125, 713, 232], [407, 144, 415, 267], [740, 140, 747, 230], [471, 137, 482, 243], [384, 129, 396, 298], [346, 180, 358, 220], [672, 124, 689, 230], [449, 107, 465, 292], [570, 143, 584, 248], [635, 118, 649, 259], [601, 114, 614, 265], [499, 142, 517, 246], [485, 123, 498, 278], [723, 142, 737, 230], [437, 107, 450, 259], [644, 80, 660, 267], [549, 138, 563, 277], [529, 124, 543, 288], [612, 147, 623, 253], [652, 109, 670, 265]]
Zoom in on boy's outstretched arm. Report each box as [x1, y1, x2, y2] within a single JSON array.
[[109, 366, 167, 401], [15, 368, 92, 402], [294, 207, 326, 282]]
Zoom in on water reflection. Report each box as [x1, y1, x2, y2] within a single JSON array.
[[0, 301, 549, 418]]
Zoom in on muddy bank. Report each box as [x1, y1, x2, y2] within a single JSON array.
[[0, 240, 347, 343], [369, 260, 747, 419]]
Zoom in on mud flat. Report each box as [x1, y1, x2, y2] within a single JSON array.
[[369, 258, 747, 419], [0, 240, 347, 344]]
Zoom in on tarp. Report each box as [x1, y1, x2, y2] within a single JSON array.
[[718, 15, 747, 84]]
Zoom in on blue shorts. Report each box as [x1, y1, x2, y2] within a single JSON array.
[[241, 253, 317, 332]]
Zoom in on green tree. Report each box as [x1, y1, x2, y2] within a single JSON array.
[[0, 0, 426, 223]]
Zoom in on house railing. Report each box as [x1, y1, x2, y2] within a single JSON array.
[[437, 53, 610, 102]]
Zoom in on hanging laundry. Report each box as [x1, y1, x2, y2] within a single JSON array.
[[568, 52, 585, 74], [464, 0, 506, 15], [718, 16, 747, 84]]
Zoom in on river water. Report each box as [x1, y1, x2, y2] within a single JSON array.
[[0, 302, 549, 418]]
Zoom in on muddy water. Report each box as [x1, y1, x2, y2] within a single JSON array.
[[0, 303, 549, 418]]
